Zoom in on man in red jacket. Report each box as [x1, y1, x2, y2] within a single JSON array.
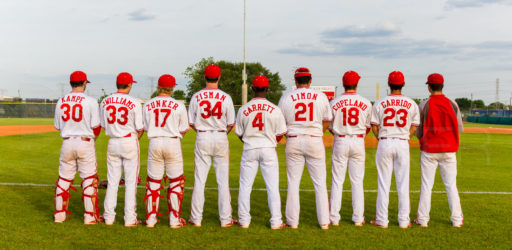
[[414, 73, 464, 228]]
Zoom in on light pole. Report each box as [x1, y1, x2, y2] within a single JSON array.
[[241, 0, 248, 105]]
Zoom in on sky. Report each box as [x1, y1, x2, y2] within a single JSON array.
[[1, 0, 512, 104]]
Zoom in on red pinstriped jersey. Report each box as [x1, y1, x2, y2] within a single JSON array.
[[371, 94, 420, 140]]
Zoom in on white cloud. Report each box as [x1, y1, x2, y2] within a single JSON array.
[[128, 8, 155, 21]]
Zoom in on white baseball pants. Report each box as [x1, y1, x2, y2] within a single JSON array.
[[416, 151, 463, 226], [146, 137, 184, 226], [189, 131, 233, 225], [330, 135, 365, 224], [285, 135, 330, 227], [55, 137, 97, 223], [238, 147, 282, 228], [375, 138, 410, 227], [103, 136, 140, 225]]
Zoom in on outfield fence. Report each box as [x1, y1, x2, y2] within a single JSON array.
[[0, 103, 243, 118]]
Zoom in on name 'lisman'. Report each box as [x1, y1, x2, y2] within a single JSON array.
[[196, 91, 226, 102]]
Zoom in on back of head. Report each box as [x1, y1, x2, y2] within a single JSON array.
[[388, 71, 405, 91], [116, 72, 137, 90], [342, 70, 360, 91], [426, 73, 444, 92], [294, 67, 312, 85], [157, 74, 177, 95], [204, 64, 221, 83], [69, 71, 90, 88]]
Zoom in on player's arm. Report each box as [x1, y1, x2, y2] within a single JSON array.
[[322, 98, 333, 133], [134, 102, 144, 140], [54, 102, 61, 131], [137, 130, 144, 139], [372, 125, 380, 139], [409, 125, 417, 139], [188, 95, 198, 132], [226, 125, 234, 134], [322, 121, 330, 133], [225, 97, 235, 134]]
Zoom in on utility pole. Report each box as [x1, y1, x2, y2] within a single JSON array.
[[470, 93, 473, 112], [496, 78, 500, 110], [241, 0, 248, 105], [148, 77, 156, 97], [376, 82, 380, 100]]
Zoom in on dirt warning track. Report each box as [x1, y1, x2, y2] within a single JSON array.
[[0, 125, 57, 136]]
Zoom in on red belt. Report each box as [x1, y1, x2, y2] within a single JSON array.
[[338, 134, 363, 138], [63, 137, 91, 142], [380, 137, 407, 141], [198, 130, 226, 133]]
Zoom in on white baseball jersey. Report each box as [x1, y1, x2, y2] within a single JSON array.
[[143, 96, 189, 139], [100, 92, 143, 137], [371, 94, 420, 139], [235, 97, 287, 150], [54, 92, 100, 138], [188, 88, 235, 131], [329, 93, 372, 136], [278, 87, 332, 136]]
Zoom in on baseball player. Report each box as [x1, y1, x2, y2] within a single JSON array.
[[278, 67, 333, 230], [53, 71, 101, 224], [235, 76, 288, 229], [328, 71, 372, 227], [188, 64, 237, 227], [143, 74, 189, 228], [100, 72, 144, 227], [414, 73, 464, 228], [370, 71, 420, 229]]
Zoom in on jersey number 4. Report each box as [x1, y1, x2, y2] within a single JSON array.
[[383, 108, 407, 127], [252, 112, 264, 131], [153, 109, 171, 127], [199, 100, 222, 119], [294, 102, 314, 121], [106, 105, 129, 125], [61, 103, 83, 122]]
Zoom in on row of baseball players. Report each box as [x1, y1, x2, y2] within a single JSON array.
[[53, 66, 463, 230]]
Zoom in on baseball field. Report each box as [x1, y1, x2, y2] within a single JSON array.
[[0, 118, 511, 249]]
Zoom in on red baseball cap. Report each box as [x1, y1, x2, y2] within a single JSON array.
[[252, 76, 269, 88], [158, 74, 177, 87], [204, 64, 221, 78], [388, 71, 405, 85], [427, 73, 444, 85], [70, 71, 90, 83], [294, 67, 311, 78], [117, 72, 137, 85], [342, 71, 360, 86]]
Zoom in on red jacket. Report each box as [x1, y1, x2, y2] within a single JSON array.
[[418, 95, 462, 153]]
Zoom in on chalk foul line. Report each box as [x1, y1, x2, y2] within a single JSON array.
[[0, 182, 510, 195]]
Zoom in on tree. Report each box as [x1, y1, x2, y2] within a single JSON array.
[[487, 102, 506, 109], [172, 90, 186, 100], [455, 98, 471, 110], [184, 57, 286, 105], [473, 99, 485, 109]]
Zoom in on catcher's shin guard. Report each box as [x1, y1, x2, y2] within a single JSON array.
[[81, 174, 100, 222], [167, 175, 185, 220], [54, 176, 77, 220], [144, 177, 163, 221]]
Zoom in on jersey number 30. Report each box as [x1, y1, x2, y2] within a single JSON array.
[[199, 100, 222, 119], [61, 103, 83, 122]]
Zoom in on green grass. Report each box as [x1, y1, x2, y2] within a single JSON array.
[[0, 118, 53, 126], [0, 119, 511, 248], [463, 122, 512, 128]]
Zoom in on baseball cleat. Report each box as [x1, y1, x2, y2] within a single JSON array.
[[239, 224, 250, 229], [271, 224, 286, 230], [221, 219, 238, 228], [286, 224, 298, 229], [170, 218, 187, 229], [370, 220, 388, 229], [354, 221, 365, 227], [84, 220, 99, 225], [125, 220, 141, 227], [400, 223, 412, 229], [331, 221, 339, 227], [413, 219, 428, 227], [453, 221, 464, 228], [320, 224, 329, 230], [188, 219, 201, 227], [99, 216, 114, 226]]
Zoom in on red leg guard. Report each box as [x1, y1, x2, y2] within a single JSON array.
[[144, 177, 164, 221], [54, 176, 77, 217], [167, 175, 185, 219], [81, 174, 100, 222]]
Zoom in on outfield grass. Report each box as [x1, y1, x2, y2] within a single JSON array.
[[0, 118, 53, 126], [0, 119, 511, 248]]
